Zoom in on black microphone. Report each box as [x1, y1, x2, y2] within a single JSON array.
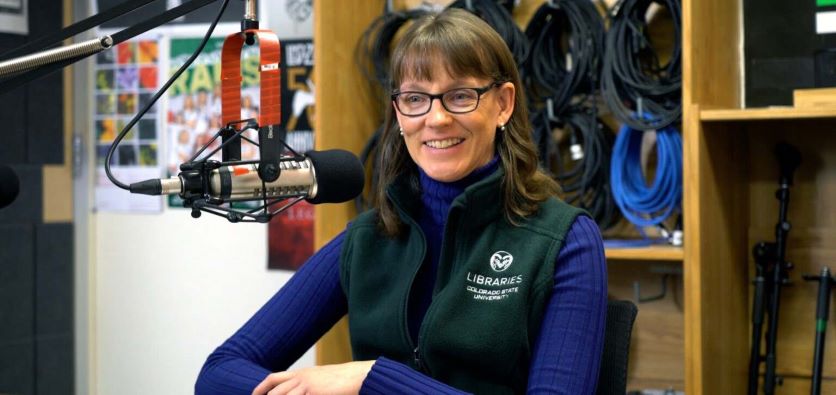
[[130, 149, 365, 204], [0, 165, 20, 209]]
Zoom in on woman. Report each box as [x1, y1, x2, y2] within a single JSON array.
[[196, 8, 606, 394]]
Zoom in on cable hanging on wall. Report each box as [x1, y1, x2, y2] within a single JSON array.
[[522, 0, 617, 230], [600, 0, 682, 130], [522, 0, 605, 113], [532, 101, 620, 231], [609, 121, 682, 231], [356, 3, 434, 104], [448, 0, 529, 68]]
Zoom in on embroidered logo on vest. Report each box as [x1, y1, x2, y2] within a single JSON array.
[[490, 251, 513, 272]]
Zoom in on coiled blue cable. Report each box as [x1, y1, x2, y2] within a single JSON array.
[[610, 121, 682, 228]]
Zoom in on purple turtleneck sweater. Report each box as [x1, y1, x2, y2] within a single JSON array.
[[195, 160, 608, 394]]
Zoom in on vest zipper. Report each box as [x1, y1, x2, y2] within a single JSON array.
[[413, 344, 424, 372], [401, 217, 427, 373], [414, 210, 459, 374]]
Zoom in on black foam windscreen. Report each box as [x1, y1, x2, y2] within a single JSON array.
[[0, 165, 20, 209], [305, 149, 365, 204]]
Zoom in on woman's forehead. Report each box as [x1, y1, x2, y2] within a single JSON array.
[[397, 48, 489, 83]]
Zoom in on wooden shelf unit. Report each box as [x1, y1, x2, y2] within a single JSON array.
[[605, 246, 684, 261], [701, 107, 836, 121], [685, 0, 836, 392]]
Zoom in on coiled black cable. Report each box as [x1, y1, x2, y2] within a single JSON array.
[[532, 106, 620, 230], [448, 0, 529, 67], [354, 5, 432, 211], [601, 0, 682, 130], [356, 5, 432, 101], [522, 0, 605, 113]]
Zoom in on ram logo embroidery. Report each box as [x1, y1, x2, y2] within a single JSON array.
[[489, 251, 513, 272]]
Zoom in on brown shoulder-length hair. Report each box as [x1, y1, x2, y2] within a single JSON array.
[[374, 8, 559, 237]]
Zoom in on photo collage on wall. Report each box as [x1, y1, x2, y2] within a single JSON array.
[[94, 36, 163, 212]]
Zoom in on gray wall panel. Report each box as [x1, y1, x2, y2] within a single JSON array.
[[0, 340, 35, 394], [27, 73, 63, 165], [35, 223, 73, 335], [0, 224, 34, 341], [35, 334, 73, 395]]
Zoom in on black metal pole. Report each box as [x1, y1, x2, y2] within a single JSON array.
[[749, 242, 774, 395], [804, 267, 833, 395], [762, 142, 801, 395], [0, 0, 220, 93]]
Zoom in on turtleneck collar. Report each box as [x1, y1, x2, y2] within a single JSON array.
[[418, 156, 500, 226]]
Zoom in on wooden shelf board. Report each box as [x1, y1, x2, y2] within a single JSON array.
[[605, 245, 684, 261], [701, 106, 836, 121]]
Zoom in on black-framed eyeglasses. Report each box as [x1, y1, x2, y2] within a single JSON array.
[[391, 82, 501, 117]]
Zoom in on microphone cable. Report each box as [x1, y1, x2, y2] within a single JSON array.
[[105, 0, 231, 190], [522, 0, 605, 113], [609, 121, 682, 228], [533, 104, 620, 231], [448, 0, 529, 68], [600, 0, 681, 130]]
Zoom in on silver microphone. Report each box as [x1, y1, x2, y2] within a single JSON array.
[[131, 149, 364, 205], [159, 157, 317, 200]]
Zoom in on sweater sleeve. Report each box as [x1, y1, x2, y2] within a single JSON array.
[[194, 230, 349, 395], [359, 215, 608, 394], [527, 215, 608, 394]]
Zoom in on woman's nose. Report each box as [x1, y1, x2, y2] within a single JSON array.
[[425, 98, 452, 127]]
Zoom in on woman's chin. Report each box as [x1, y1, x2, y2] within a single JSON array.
[[421, 165, 467, 183]]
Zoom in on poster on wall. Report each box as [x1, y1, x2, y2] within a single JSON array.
[[267, 38, 315, 271], [261, 0, 315, 271], [261, 0, 312, 40], [94, 36, 164, 212], [0, 0, 27, 34], [165, 36, 261, 208]]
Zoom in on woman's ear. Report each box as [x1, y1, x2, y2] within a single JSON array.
[[496, 81, 515, 125]]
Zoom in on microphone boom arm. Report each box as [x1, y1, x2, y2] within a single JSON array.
[[0, 0, 221, 93]]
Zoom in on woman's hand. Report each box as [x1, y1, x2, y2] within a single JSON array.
[[252, 360, 375, 395]]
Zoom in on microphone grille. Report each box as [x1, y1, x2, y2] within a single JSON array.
[[305, 150, 365, 204]]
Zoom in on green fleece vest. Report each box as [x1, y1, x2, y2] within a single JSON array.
[[340, 168, 583, 394]]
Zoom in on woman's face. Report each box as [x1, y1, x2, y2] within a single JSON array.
[[394, 64, 514, 182]]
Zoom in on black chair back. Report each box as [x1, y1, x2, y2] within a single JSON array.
[[596, 300, 639, 395]]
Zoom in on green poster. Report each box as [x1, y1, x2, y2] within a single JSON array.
[[167, 37, 261, 208]]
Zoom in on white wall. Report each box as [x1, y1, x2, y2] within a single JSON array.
[[94, 210, 314, 395]]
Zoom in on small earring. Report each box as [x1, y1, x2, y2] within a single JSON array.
[[399, 127, 404, 136], [499, 123, 506, 132]]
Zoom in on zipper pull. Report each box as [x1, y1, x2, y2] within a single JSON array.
[[413, 346, 423, 371]]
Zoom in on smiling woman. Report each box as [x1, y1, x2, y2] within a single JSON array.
[[392, 70, 510, 183], [196, 8, 607, 395]]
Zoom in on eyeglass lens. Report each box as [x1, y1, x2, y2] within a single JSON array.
[[396, 88, 481, 115]]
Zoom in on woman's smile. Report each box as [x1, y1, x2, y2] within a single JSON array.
[[423, 137, 464, 150]]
